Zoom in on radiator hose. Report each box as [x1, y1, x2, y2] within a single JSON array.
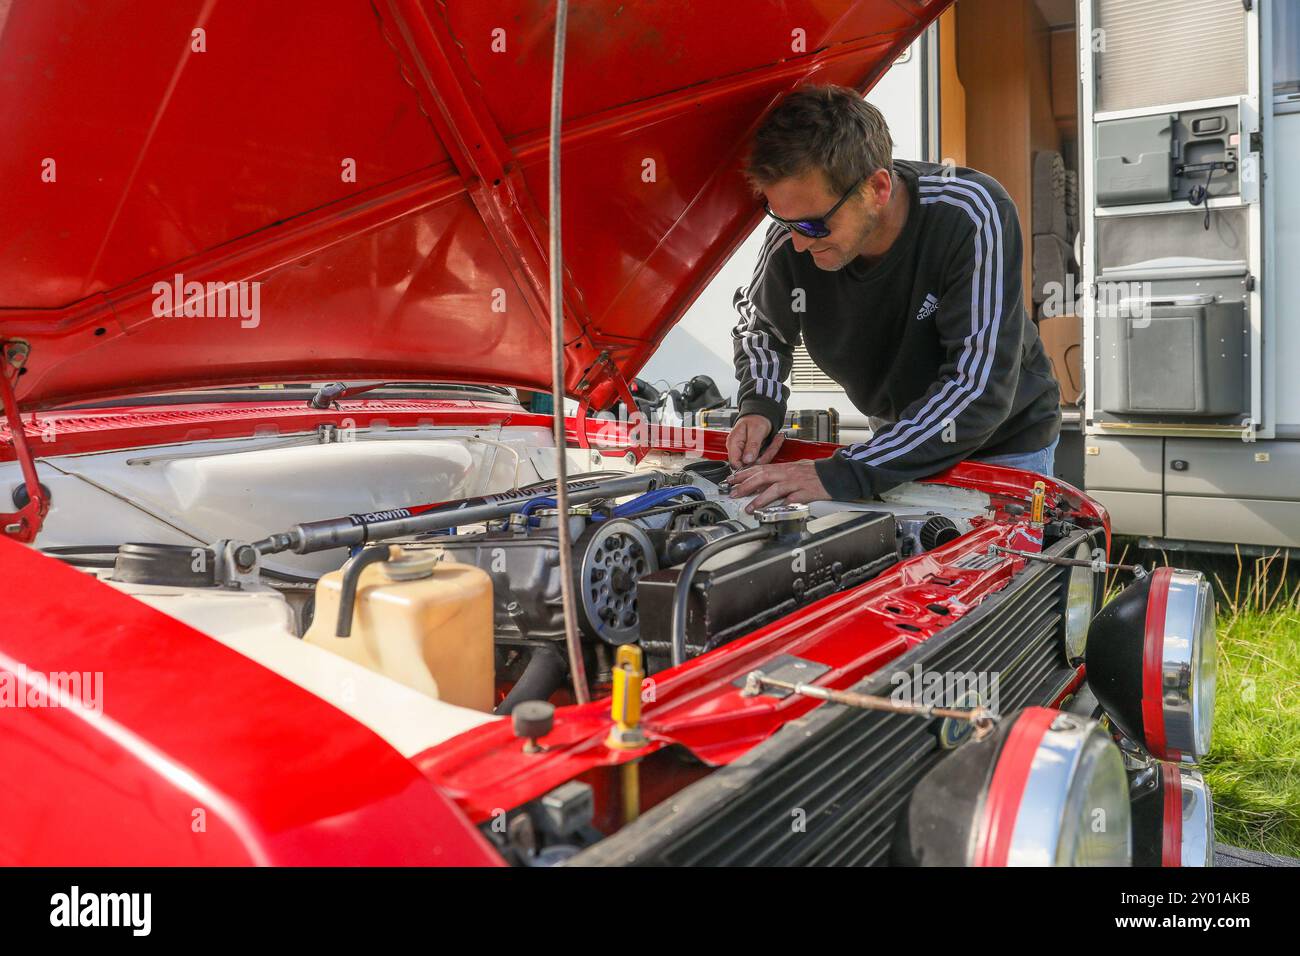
[[669, 526, 777, 667], [495, 645, 569, 716]]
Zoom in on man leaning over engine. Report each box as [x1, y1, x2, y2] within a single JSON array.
[[726, 85, 1060, 510]]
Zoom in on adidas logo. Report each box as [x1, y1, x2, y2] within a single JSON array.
[[915, 292, 939, 322]]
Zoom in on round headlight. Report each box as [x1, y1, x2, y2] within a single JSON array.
[[1086, 567, 1217, 762], [1130, 764, 1214, 867], [1063, 540, 1098, 661], [893, 707, 1131, 866]]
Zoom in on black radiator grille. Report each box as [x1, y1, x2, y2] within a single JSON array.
[[571, 532, 1090, 867]]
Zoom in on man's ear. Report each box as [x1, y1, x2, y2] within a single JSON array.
[[866, 167, 892, 205]]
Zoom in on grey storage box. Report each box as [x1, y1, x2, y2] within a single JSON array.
[[1096, 115, 1173, 206], [1098, 294, 1245, 416]]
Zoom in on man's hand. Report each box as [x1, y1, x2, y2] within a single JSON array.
[[726, 414, 785, 469], [729, 459, 829, 513]]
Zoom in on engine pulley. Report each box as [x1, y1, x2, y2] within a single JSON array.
[[575, 518, 659, 645]]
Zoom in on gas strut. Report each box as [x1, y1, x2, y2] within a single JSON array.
[[246, 470, 680, 558]]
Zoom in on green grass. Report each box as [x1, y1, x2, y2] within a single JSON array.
[[1200, 554, 1300, 857], [1112, 544, 1300, 856]]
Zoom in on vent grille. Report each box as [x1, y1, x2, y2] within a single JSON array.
[[570, 533, 1093, 867], [790, 344, 839, 391], [1096, 0, 1247, 112]]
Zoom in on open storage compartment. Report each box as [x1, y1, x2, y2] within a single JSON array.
[[1092, 206, 1250, 423], [1097, 292, 1245, 416]]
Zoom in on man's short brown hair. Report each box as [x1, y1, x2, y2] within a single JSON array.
[[744, 85, 893, 196]]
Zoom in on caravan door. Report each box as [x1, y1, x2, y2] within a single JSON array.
[[1079, 0, 1300, 550]]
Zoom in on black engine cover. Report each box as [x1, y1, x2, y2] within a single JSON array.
[[638, 510, 896, 660]]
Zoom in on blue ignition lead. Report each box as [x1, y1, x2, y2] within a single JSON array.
[[603, 485, 704, 519], [517, 485, 705, 525]]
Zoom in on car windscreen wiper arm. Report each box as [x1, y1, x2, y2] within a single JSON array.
[[307, 381, 395, 409]]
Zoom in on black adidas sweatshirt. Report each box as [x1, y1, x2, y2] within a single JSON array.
[[732, 159, 1061, 500]]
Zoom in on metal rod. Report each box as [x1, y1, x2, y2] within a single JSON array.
[[621, 760, 641, 824], [988, 544, 1147, 578], [741, 671, 997, 736], [548, 0, 588, 705], [247, 470, 671, 557], [0, 345, 48, 540]]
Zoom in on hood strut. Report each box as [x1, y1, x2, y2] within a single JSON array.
[[1, 342, 49, 542]]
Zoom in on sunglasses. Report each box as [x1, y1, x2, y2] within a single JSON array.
[[764, 175, 865, 239]]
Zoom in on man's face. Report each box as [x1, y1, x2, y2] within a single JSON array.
[[763, 167, 891, 271]]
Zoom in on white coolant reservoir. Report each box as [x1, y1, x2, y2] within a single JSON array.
[[305, 547, 494, 713]]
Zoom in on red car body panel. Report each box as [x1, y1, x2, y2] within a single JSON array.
[[0, 0, 948, 412], [1, 399, 1105, 862], [0, 528, 501, 865]]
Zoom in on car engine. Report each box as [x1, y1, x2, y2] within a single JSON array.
[[403, 474, 900, 707], [20, 430, 987, 733]]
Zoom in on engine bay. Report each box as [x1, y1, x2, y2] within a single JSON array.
[[15, 423, 995, 751]]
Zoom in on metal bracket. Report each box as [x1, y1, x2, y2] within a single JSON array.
[[574, 352, 648, 463], [1174, 160, 1237, 178], [211, 539, 264, 589], [0, 341, 48, 543], [730, 654, 830, 698]]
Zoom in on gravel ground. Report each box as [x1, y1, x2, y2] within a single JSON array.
[[1214, 843, 1300, 867]]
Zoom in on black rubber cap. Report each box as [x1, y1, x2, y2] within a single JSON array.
[[110, 542, 216, 587], [11, 482, 51, 510], [512, 700, 556, 740]]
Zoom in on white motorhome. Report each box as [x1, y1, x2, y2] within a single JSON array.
[[648, 0, 1299, 554]]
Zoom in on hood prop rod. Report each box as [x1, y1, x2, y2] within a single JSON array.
[[741, 671, 998, 740], [547, 0, 589, 705], [987, 544, 1149, 580], [0, 342, 49, 543]]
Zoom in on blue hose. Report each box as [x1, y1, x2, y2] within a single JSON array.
[[600, 485, 704, 520], [519, 497, 558, 520], [518, 485, 704, 526]]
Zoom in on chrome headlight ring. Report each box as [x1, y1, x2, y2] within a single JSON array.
[[977, 708, 1131, 866], [1148, 569, 1217, 761], [1062, 539, 1099, 662], [1086, 567, 1217, 763], [1130, 763, 1215, 867], [893, 707, 1132, 866]]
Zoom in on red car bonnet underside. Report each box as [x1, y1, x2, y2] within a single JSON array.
[[0, 532, 503, 864], [0, 0, 948, 412]]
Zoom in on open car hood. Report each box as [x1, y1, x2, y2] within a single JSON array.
[[0, 0, 946, 412]]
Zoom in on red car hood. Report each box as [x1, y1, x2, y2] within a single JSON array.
[[0, 0, 945, 412]]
